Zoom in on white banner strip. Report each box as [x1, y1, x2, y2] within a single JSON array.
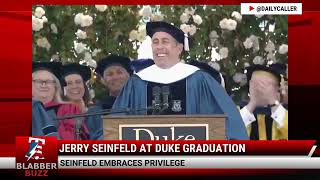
[[58, 156, 320, 169], [0, 157, 15, 169], [308, 145, 317, 157], [3, 156, 320, 169]]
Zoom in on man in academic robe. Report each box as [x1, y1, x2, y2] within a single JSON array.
[[95, 55, 133, 109], [240, 63, 288, 140], [112, 21, 248, 140], [85, 55, 133, 139]]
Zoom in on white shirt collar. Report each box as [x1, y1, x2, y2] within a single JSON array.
[[136, 62, 199, 84]]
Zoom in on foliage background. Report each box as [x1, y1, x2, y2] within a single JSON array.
[[32, 5, 288, 104]]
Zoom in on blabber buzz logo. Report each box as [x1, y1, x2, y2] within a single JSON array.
[[25, 137, 45, 161], [16, 137, 58, 177]]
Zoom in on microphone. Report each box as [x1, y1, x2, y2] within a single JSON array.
[[161, 86, 170, 113], [75, 117, 82, 140], [152, 86, 162, 114]]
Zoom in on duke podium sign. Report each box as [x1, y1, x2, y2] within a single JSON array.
[[120, 124, 208, 140], [103, 115, 226, 140]]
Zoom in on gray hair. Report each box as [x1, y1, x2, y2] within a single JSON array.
[[32, 70, 64, 103]]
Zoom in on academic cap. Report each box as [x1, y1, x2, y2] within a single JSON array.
[[246, 63, 287, 84], [62, 63, 91, 83], [96, 55, 133, 76], [188, 59, 223, 85], [146, 21, 189, 51], [32, 61, 63, 81], [130, 58, 155, 73]]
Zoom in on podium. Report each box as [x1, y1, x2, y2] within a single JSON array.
[[103, 115, 226, 140]]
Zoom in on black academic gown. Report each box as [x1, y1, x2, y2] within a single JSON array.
[[85, 96, 116, 140], [246, 107, 288, 140]]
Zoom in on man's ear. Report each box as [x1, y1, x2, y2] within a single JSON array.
[[177, 43, 183, 54]]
